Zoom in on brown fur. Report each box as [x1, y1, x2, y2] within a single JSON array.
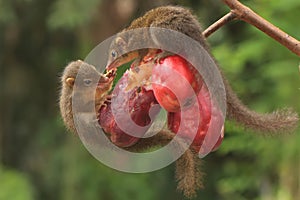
[[60, 60, 86, 133]]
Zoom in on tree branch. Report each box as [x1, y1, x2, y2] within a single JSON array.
[[203, 12, 237, 38], [204, 0, 300, 57]]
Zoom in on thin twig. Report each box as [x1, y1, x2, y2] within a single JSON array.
[[222, 0, 300, 56], [203, 12, 237, 38]]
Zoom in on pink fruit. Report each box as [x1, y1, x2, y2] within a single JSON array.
[[152, 55, 203, 112], [168, 84, 224, 152]]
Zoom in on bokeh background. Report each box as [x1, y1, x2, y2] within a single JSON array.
[[1, 0, 300, 199]]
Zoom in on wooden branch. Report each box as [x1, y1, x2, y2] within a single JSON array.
[[221, 0, 300, 56], [203, 12, 237, 38]]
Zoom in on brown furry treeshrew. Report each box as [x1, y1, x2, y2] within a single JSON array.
[[59, 60, 114, 134], [59, 55, 203, 199], [107, 5, 299, 134]]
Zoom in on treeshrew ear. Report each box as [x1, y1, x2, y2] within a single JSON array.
[[66, 77, 75, 87], [116, 36, 127, 47]]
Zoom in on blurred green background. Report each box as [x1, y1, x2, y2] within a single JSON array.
[[0, 0, 299, 199]]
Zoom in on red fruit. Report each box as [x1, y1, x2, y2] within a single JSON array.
[[98, 71, 160, 147], [168, 84, 224, 152], [152, 55, 203, 112]]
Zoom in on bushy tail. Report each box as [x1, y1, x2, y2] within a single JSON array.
[[224, 78, 299, 134], [127, 130, 203, 198]]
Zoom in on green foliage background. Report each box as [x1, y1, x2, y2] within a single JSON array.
[[0, 0, 299, 199]]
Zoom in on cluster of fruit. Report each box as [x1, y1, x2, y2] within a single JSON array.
[[98, 50, 224, 152]]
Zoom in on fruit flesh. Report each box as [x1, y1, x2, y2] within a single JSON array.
[[99, 100, 140, 147], [98, 70, 160, 147]]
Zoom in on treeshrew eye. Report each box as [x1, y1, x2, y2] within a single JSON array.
[[83, 79, 92, 86], [111, 50, 117, 58]]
